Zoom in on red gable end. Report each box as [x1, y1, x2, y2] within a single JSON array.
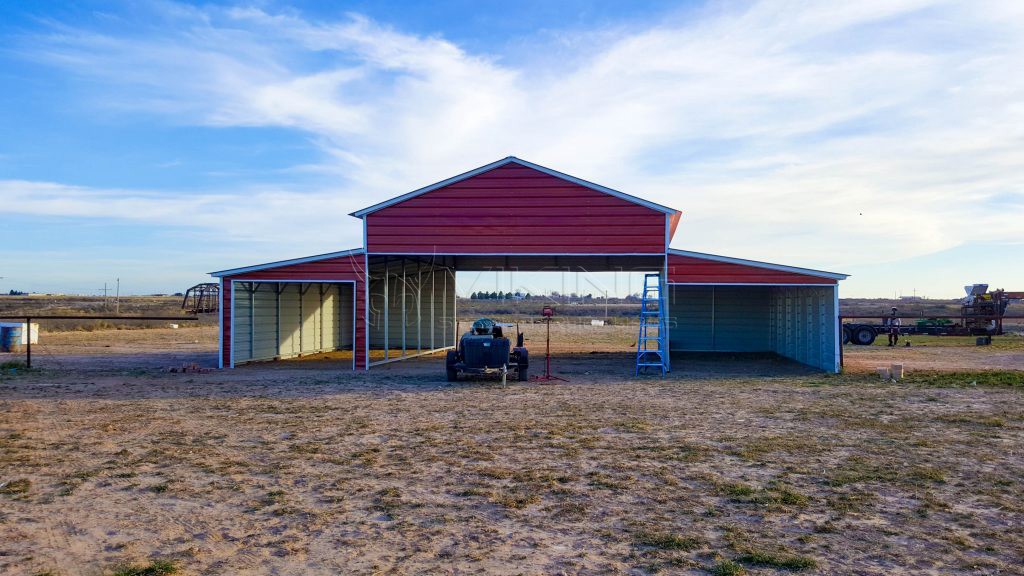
[[364, 162, 675, 254]]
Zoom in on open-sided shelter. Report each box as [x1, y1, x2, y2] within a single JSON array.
[[211, 157, 847, 372]]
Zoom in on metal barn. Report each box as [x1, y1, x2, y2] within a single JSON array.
[[211, 157, 846, 373]]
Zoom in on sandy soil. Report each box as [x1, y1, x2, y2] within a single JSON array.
[[0, 327, 1021, 575]]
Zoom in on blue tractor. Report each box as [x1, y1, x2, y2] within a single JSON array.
[[446, 318, 528, 383]]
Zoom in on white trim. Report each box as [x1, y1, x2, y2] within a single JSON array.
[[210, 248, 365, 277], [833, 284, 841, 374], [349, 156, 680, 217], [352, 280, 357, 372], [667, 248, 848, 280], [663, 252, 670, 373], [668, 282, 838, 287], [217, 277, 224, 369], [363, 217, 370, 371]]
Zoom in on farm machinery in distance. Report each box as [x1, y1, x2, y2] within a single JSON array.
[[844, 284, 1023, 345]]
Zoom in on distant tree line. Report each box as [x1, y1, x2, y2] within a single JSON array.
[[469, 291, 531, 300]]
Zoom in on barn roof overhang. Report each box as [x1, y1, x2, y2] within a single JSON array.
[[349, 156, 682, 219], [209, 247, 365, 278], [668, 249, 849, 281]]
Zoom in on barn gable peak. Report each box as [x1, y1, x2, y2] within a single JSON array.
[[349, 156, 680, 218]]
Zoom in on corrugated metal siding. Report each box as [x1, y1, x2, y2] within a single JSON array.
[[301, 284, 320, 353], [669, 286, 713, 350], [669, 286, 770, 352], [668, 254, 838, 285], [252, 284, 277, 360], [234, 285, 252, 362], [279, 284, 301, 358], [769, 286, 837, 372], [225, 253, 365, 368], [366, 164, 668, 254], [321, 284, 338, 352]]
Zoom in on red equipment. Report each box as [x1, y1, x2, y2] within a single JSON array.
[[532, 305, 567, 382]]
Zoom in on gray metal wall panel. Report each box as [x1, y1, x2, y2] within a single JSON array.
[[234, 283, 253, 361], [768, 286, 837, 372], [251, 284, 278, 360], [338, 283, 354, 350], [300, 284, 320, 353], [713, 286, 771, 351], [279, 284, 301, 358], [320, 284, 337, 352], [669, 286, 770, 352], [668, 286, 714, 351]]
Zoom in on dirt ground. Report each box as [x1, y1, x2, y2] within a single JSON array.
[[1, 327, 1022, 575]]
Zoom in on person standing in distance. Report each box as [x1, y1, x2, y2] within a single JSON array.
[[887, 307, 902, 347]]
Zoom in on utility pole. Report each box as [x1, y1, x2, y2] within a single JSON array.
[[115, 278, 120, 315], [100, 282, 109, 310]]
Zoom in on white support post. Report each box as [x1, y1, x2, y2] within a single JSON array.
[[401, 257, 407, 358], [417, 260, 422, 353], [442, 266, 448, 347], [430, 266, 435, 350], [249, 283, 255, 359]]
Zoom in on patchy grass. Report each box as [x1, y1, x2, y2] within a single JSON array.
[[737, 550, 818, 571], [709, 559, 746, 576], [902, 370, 1024, 388], [0, 478, 31, 495], [1, 355, 1021, 574], [110, 559, 177, 576], [632, 529, 703, 551]]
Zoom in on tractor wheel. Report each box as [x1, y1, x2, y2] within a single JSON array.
[[842, 326, 852, 345], [852, 326, 877, 346], [517, 349, 529, 381], [446, 351, 459, 382]]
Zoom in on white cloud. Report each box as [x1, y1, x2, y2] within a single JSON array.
[[6, 0, 1024, 295]]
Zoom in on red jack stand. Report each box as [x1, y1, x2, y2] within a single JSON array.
[[531, 307, 568, 383]]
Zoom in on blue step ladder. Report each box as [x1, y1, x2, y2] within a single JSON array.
[[635, 273, 668, 375]]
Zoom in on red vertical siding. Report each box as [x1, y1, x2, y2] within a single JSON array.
[[668, 254, 838, 285], [224, 253, 367, 369], [366, 163, 672, 254]]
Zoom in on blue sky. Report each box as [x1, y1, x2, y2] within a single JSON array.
[[1, 0, 1022, 298]]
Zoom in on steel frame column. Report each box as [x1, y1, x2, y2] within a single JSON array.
[[401, 257, 407, 358]]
